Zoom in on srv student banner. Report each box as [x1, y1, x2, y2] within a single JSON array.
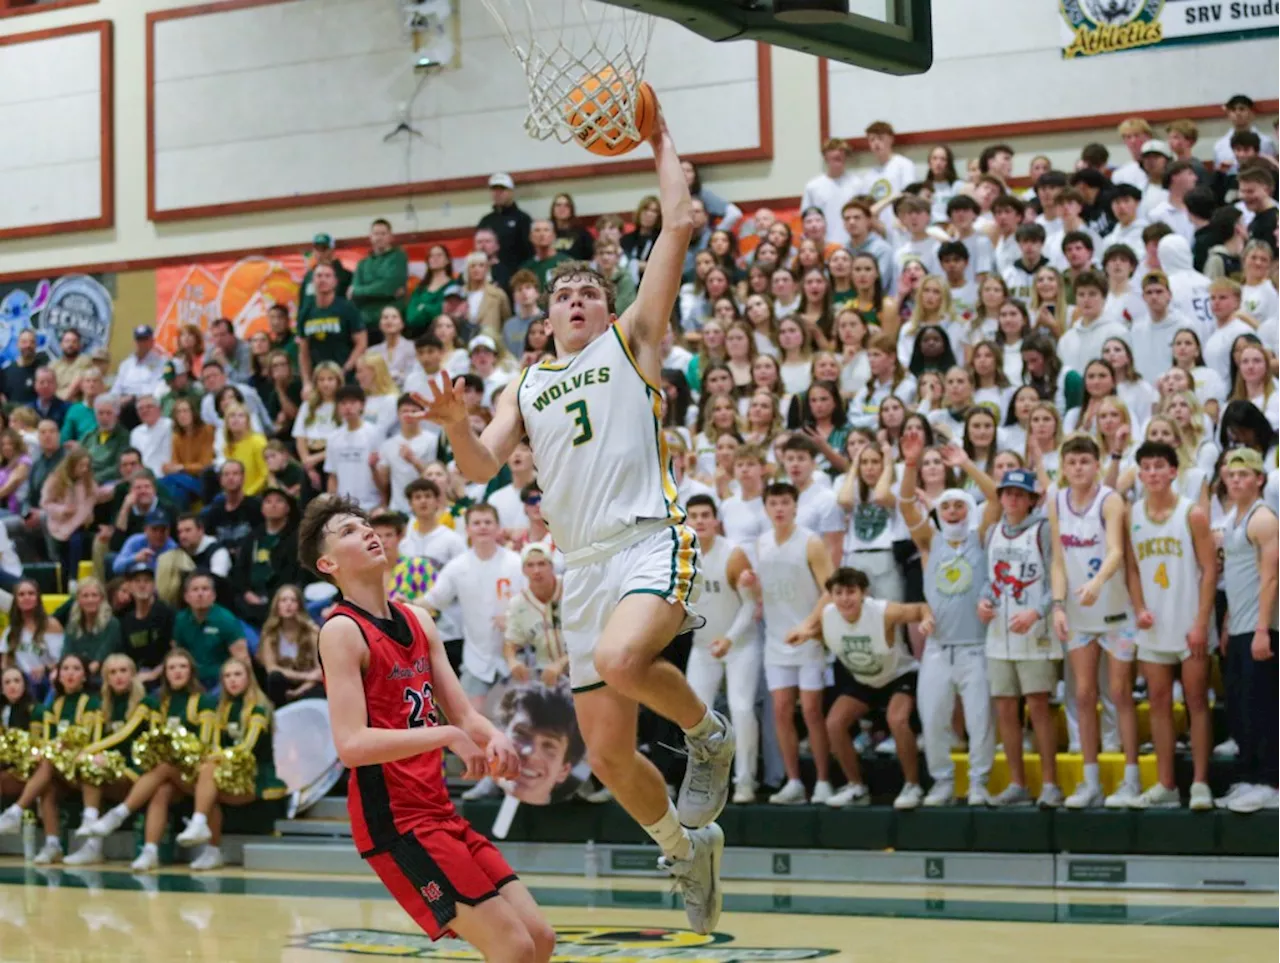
[[1060, 0, 1277, 59]]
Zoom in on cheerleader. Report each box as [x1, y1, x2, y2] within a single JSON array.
[[0, 667, 37, 799], [80, 648, 215, 872], [63, 654, 173, 866], [0, 653, 97, 864], [175, 658, 286, 870]]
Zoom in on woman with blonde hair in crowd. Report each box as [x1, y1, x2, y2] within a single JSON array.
[[693, 395, 743, 479], [161, 397, 215, 508], [1228, 341, 1279, 429], [742, 390, 784, 456], [257, 585, 323, 706], [876, 396, 908, 460], [1064, 359, 1122, 435], [1117, 415, 1210, 510], [897, 275, 953, 366], [967, 340, 1014, 420], [1093, 396, 1138, 487], [963, 275, 1009, 361], [1161, 389, 1220, 475], [828, 248, 858, 311], [355, 353, 400, 438], [293, 361, 343, 491], [621, 193, 661, 279], [793, 236, 825, 276], [796, 266, 835, 349], [59, 366, 109, 443], [62, 653, 173, 867], [915, 370, 944, 417], [0, 430, 30, 525], [1170, 327, 1226, 423], [687, 319, 728, 393], [834, 308, 871, 401], [1029, 265, 1067, 338], [723, 319, 758, 390], [851, 332, 918, 429], [406, 244, 457, 337], [78, 648, 213, 872], [849, 253, 900, 337], [1101, 337, 1160, 423], [367, 305, 416, 388], [678, 250, 719, 336], [778, 316, 817, 396], [1027, 401, 1064, 491], [743, 292, 780, 358], [929, 366, 977, 442], [0, 652, 94, 863], [431, 314, 470, 375], [962, 407, 1000, 496], [742, 354, 786, 417], [836, 441, 903, 601], [62, 576, 122, 679], [218, 403, 268, 497], [461, 251, 513, 339], [41, 449, 96, 587]]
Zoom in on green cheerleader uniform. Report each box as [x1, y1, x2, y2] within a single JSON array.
[[80, 699, 152, 782], [38, 692, 100, 743], [214, 696, 287, 800], [146, 690, 217, 745]]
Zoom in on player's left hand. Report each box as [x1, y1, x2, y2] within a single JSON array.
[[410, 372, 469, 429], [485, 731, 522, 781]]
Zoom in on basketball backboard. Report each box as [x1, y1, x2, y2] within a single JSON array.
[[601, 0, 933, 75]]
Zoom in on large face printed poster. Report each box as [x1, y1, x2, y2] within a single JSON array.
[[1060, 0, 1277, 58]]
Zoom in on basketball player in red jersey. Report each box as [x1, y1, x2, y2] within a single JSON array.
[[300, 494, 555, 962]]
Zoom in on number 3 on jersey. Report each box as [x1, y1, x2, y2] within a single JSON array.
[[1153, 562, 1169, 590], [403, 683, 439, 728], [566, 400, 593, 446]]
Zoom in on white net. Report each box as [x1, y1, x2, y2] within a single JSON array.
[[478, 0, 656, 148]]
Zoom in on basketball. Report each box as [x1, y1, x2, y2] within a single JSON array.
[[563, 69, 657, 157]]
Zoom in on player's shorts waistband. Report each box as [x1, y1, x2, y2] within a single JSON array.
[[562, 518, 680, 569]]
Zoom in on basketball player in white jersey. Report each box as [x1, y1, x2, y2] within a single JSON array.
[[787, 567, 932, 809], [417, 103, 731, 933], [1049, 434, 1140, 810], [758, 481, 835, 805], [1123, 441, 1217, 810], [683, 495, 762, 803]]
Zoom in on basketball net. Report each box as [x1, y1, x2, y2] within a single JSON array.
[[478, 0, 655, 146]]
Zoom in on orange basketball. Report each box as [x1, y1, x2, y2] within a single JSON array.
[[564, 70, 657, 157]]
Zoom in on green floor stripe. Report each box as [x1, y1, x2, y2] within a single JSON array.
[[0, 865, 1273, 928]]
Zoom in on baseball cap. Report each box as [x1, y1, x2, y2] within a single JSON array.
[[997, 469, 1038, 495], [1141, 139, 1174, 160], [1225, 94, 1256, 109], [520, 542, 553, 564], [126, 561, 155, 577], [1111, 183, 1143, 202], [468, 334, 497, 354], [164, 357, 187, 380], [261, 485, 297, 509], [1225, 447, 1265, 473], [488, 172, 515, 190], [143, 508, 170, 528], [133, 325, 154, 340], [313, 232, 334, 248]]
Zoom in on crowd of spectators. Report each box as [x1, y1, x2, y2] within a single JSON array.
[[1, 94, 1278, 816]]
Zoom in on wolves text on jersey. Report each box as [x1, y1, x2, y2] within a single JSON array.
[[529, 366, 612, 412]]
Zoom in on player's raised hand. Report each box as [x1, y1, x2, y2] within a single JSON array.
[[410, 372, 468, 428], [900, 430, 924, 465], [447, 728, 487, 780], [485, 730, 522, 781]]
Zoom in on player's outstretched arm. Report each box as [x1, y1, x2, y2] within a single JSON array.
[[415, 374, 524, 484], [618, 99, 693, 362], [319, 616, 463, 768]]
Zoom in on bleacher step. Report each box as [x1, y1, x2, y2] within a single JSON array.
[[275, 818, 353, 838]]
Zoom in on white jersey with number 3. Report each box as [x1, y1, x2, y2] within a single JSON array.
[[1131, 496, 1201, 653], [518, 325, 681, 555], [1057, 485, 1131, 633]]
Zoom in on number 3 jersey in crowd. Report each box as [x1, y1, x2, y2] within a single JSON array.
[[518, 324, 683, 555], [325, 599, 460, 856], [1056, 485, 1132, 633]]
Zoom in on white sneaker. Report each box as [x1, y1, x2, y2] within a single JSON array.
[[0, 805, 23, 835], [63, 838, 103, 866], [130, 847, 160, 873], [1214, 738, 1239, 758], [461, 775, 500, 801], [731, 784, 755, 805], [874, 736, 897, 757], [810, 781, 834, 805], [768, 779, 807, 805], [966, 785, 992, 807], [1064, 783, 1103, 810], [73, 816, 99, 839], [31, 838, 62, 866], [991, 784, 1033, 808], [824, 783, 870, 808], [1103, 783, 1141, 809], [85, 806, 130, 839], [1133, 783, 1181, 809], [1228, 785, 1280, 814], [175, 817, 212, 849], [189, 846, 225, 872], [1188, 782, 1214, 811], [894, 783, 924, 810], [678, 711, 736, 829], [923, 780, 955, 807], [1216, 783, 1252, 808], [659, 824, 724, 936], [1037, 784, 1064, 809]]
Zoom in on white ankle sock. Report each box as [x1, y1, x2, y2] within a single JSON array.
[[81, 807, 99, 824], [45, 835, 60, 848], [1084, 763, 1100, 789], [188, 812, 208, 830], [1124, 764, 1140, 790], [683, 708, 718, 741], [111, 803, 131, 820], [141, 842, 158, 857], [642, 799, 692, 861]]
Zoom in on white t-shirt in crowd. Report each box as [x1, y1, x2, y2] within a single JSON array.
[[423, 547, 525, 684], [399, 522, 467, 640], [801, 170, 863, 245], [323, 422, 382, 510], [486, 483, 530, 532], [130, 418, 173, 477], [378, 429, 441, 514]]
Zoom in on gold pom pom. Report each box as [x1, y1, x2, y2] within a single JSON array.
[[170, 728, 206, 783], [0, 730, 39, 779], [130, 728, 166, 773], [212, 746, 257, 797], [45, 725, 93, 782], [78, 750, 127, 787]]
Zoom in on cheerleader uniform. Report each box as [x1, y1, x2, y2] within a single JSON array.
[[211, 696, 287, 801]]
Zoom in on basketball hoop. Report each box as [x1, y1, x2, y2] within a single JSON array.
[[478, 0, 656, 148]]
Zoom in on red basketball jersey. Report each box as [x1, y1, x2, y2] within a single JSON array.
[[329, 599, 463, 855]]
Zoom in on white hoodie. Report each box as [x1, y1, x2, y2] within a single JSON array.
[[1156, 235, 1212, 338]]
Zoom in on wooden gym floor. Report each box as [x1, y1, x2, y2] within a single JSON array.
[[0, 861, 1273, 962]]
